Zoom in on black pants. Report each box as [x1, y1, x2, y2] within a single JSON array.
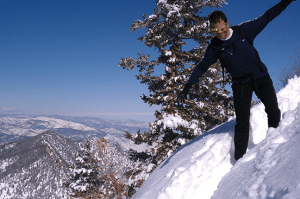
[[232, 74, 281, 160]]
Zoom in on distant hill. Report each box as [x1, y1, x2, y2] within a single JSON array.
[[0, 115, 150, 151], [0, 116, 151, 198], [0, 130, 79, 199]]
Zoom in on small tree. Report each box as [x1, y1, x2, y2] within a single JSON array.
[[66, 137, 146, 199], [278, 50, 300, 89], [67, 137, 101, 198], [95, 138, 130, 198], [119, 0, 233, 165]]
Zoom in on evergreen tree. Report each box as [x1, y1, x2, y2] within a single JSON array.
[[67, 137, 101, 198], [119, 0, 234, 165], [66, 137, 146, 198], [96, 138, 130, 198]]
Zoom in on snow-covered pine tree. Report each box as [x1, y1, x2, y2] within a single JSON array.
[[119, 0, 234, 165], [95, 138, 154, 198], [66, 137, 148, 198], [95, 138, 131, 198], [67, 137, 101, 198]]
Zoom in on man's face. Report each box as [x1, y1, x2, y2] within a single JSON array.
[[211, 20, 230, 40]]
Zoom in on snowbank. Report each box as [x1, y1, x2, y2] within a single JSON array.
[[134, 76, 300, 199]]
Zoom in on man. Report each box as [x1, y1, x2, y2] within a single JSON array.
[[177, 0, 296, 161]]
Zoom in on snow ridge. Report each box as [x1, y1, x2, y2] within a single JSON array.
[[134, 76, 300, 199], [0, 131, 79, 199]]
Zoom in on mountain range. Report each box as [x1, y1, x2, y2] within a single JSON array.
[[0, 115, 150, 198], [1, 130, 79, 198], [0, 115, 150, 151]]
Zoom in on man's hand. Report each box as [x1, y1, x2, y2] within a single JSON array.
[[176, 84, 191, 104], [177, 92, 187, 104]]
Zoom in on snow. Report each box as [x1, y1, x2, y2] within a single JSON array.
[[148, 14, 157, 19], [157, 112, 189, 130], [165, 50, 172, 56], [0, 116, 97, 136], [134, 76, 300, 199], [157, 0, 182, 18], [154, 112, 202, 136], [168, 57, 176, 63], [34, 116, 97, 131]]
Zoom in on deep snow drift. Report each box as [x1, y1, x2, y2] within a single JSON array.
[[134, 76, 300, 199]]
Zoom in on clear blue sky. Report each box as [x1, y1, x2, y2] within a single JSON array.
[[0, 0, 299, 121]]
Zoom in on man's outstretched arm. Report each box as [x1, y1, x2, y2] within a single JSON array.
[[241, 0, 296, 42]]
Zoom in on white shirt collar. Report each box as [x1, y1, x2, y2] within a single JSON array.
[[219, 28, 233, 41]]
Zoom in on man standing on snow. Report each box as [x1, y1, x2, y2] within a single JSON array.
[[177, 0, 296, 161]]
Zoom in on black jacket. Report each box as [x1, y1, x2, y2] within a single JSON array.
[[187, 0, 292, 86]]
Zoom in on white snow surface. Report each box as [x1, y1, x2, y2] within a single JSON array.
[[134, 76, 300, 199]]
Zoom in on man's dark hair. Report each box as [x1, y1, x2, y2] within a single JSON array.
[[209, 11, 228, 24]]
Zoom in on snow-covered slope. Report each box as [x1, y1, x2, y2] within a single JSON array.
[[0, 128, 145, 199], [134, 76, 300, 199], [0, 131, 79, 199]]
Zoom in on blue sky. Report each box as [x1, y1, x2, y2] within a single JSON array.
[[0, 0, 299, 121]]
